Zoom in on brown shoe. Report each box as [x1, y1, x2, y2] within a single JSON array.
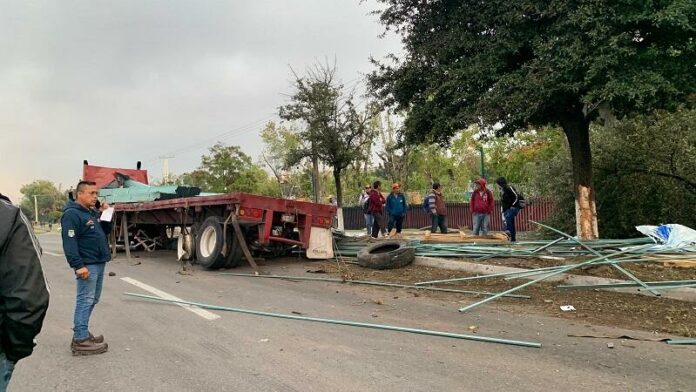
[[89, 332, 104, 344], [71, 338, 108, 356]]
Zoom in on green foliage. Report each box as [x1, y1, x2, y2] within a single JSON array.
[[180, 143, 276, 195], [19, 180, 65, 222], [279, 62, 376, 206], [370, 0, 696, 143], [535, 109, 696, 237]]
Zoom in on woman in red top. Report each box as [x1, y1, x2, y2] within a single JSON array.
[[470, 178, 494, 236], [368, 181, 386, 238]]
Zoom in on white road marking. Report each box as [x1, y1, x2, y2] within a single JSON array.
[[121, 277, 220, 320], [43, 251, 64, 257]]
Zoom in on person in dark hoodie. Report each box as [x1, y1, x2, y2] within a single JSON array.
[[61, 181, 112, 356], [495, 177, 523, 242], [385, 183, 407, 236], [470, 178, 494, 236], [0, 193, 49, 390]]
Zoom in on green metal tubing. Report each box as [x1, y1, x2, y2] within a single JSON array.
[[124, 292, 542, 348], [638, 283, 696, 291], [458, 244, 654, 313], [559, 280, 696, 290], [531, 237, 565, 254], [219, 273, 530, 299], [529, 221, 661, 296], [666, 339, 696, 345]]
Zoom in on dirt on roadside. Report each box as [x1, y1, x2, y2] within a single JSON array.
[[314, 259, 696, 338]]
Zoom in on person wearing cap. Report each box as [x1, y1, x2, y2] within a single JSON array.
[[385, 183, 407, 236], [359, 185, 372, 235], [470, 178, 494, 236]]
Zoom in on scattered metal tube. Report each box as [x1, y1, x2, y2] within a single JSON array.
[[559, 280, 696, 290], [530, 221, 661, 296], [124, 292, 542, 348], [667, 339, 696, 345], [458, 244, 654, 313], [219, 273, 531, 299]]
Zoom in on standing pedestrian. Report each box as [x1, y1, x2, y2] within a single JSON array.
[[426, 182, 448, 233], [61, 181, 112, 356], [496, 177, 524, 242], [367, 181, 386, 238], [359, 185, 372, 235], [0, 193, 50, 391], [470, 178, 494, 236], [385, 183, 407, 236]]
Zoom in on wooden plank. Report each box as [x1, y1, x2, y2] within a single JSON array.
[[663, 260, 696, 269], [121, 212, 131, 262]]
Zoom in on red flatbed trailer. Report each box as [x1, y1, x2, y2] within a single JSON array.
[[110, 193, 337, 269], [82, 163, 337, 268]]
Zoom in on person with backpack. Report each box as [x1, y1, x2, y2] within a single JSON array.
[[367, 181, 386, 238], [470, 178, 494, 236], [0, 193, 50, 390], [359, 185, 372, 235], [495, 177, 525, 242], [425, 182, 447, 233], [385, 183, 407, 236]]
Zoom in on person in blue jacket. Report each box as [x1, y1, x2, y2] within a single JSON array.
[[385, 183, 408, 236], [61, 181, 112, 356]]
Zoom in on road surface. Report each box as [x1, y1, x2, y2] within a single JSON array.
[[9, 233, 694, 391]]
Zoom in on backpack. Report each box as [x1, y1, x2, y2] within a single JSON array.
[[422, 193, 430, 212], [361, 194, 370, 214], [511, 186, 527, 209]]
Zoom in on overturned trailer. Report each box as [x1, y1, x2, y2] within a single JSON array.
[[82, 162, 336, 269]]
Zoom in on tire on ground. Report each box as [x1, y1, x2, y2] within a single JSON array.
[[356, 240, 415, 270], [195, 217, 227, 269], [222, 226, 247, 268]]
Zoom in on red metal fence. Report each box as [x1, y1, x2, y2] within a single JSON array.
[[342, 199, 554, 232]]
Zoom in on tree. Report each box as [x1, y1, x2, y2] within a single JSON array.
[[280, 62, 376, 206], [370, 0, 696, 239], [19, 180, 65, 222], [182, 143, 274, 194], [259, 121, 303, 197]]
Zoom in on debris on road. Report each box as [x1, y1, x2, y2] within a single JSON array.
[[124, 292, 542, 348], [560, 305, 576, 312]]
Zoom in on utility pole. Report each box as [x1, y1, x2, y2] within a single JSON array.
[[158, 155, 175, 184], [479, 146, 485, 178], [33, 195, 39, 224]]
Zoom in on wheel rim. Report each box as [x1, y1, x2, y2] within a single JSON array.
[[199, 226, 217, 258]]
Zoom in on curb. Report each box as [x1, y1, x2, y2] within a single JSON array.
[[414, 256, 696, 303]]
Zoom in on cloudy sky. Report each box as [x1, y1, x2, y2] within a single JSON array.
[[0, 0, 401, 202]]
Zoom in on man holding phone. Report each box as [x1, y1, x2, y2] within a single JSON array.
[[61, 181, 111, 355]]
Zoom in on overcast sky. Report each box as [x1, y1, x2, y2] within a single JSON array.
[[0, 0, 401, 202]]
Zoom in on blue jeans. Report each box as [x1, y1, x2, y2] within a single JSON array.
[[503, 207, 520, 242], [472, 213, 490, 236], [364, 214, 374, 235], [74, 263, 106, 341], [430, 214, 448, 233], [0, 353, 15, 392]]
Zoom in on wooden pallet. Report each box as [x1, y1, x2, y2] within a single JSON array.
[[662, 260, 696, 269]]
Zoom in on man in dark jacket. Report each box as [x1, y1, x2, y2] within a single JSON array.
[[496, 177, 522, 242], [0, 193, 50, 390], [367, 181, 386, 238], [61, 181, 112, 355], [385, 183, 407, 236]]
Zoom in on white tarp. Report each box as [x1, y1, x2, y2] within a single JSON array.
[[636, 224, 696, 250]]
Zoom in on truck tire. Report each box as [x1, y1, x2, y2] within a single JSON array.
[[222, 226, 247, 268], [357, 240, 415, 270], [195, 217, 227, 269]]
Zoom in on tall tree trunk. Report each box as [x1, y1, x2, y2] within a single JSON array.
[[333, 167, 343, 207], [311, 147, 320, 203], [560, 111, 599, 240]]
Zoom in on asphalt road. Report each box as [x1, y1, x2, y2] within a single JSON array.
[[9, 233, 694, 391]]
